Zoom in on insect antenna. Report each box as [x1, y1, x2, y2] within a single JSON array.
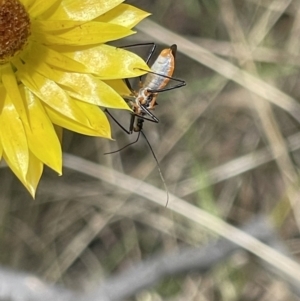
[[104, 132, 141, 155], [140, 131, 169, 207]]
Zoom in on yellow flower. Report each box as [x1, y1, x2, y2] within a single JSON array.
[[0, 0, 150, 196]]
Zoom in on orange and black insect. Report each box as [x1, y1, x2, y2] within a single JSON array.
[[105, 43, 186, 205], [105, 43, 185, 139]]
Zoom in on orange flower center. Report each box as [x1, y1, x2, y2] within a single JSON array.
[[0, 0, 31, 63]]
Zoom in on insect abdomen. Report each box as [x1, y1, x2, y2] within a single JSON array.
[[144, 47, 175, 91]]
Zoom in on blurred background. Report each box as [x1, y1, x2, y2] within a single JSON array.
[[2, 0, 300, 300]]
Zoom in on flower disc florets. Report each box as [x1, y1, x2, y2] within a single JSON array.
[[0, 0, 30, 63]]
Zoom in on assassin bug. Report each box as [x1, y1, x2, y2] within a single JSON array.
[[104, 43, 186, 205], [127, 43, 186, 131], [105, 43, 185, 143]]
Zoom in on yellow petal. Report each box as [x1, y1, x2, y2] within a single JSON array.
[[61, 44, 150, 79], [21, 86, 62, 174], [21, 0, 35, 10], [0, 83, 5, 107], [22, 48, 142, 108], [55, 72, 130, 109], [26, 0, 59, 18], [1, 64, 28, 123], [15, 62, 96, 125], [4, 150, 43, 197], [32, 20, 86, 31], [96, 4, 150, 29], [0, 141, 3, 161], [104, 79, 132, 97], [0, 95, 29, 185], [27, 61, 130, 109], [48, 0, 124, 21], [45, 101, 112, 138], [32, 22, 134, 45], [54, 125, 63, 144], [25, 152, 43, 198], [22, 42, 89, 73]]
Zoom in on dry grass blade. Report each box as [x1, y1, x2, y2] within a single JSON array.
[[220, 0, 300, 228], [44, 212, 112, 282], [63, 153, 300, 285], [175, 131, 300, 196], [247, 0, 293, 46]]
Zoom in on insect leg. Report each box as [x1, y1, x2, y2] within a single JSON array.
[[143, 70, 186, 93], [104, 110, 142, 154], [119, 42, 156, 64], [129, 113, 136, 133], [147, 80, 186, 93], [144, 43, 156, 65], [138, 105, 159, 123], [119, 43, 156, 83], [104, 108, 131, 135], [104, 132, 141, 155], [140, 131, 169, 206]]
